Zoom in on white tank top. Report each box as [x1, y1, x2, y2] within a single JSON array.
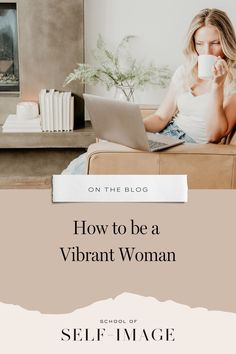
[[171, 65, 236, 143]]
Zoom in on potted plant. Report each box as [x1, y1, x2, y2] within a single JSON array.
[[65, 35, 171, 102]]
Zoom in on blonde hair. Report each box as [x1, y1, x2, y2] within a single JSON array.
[[183, 8, 236, 91]]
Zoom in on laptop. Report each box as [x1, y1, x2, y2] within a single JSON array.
[[83, 94, 184, 151]]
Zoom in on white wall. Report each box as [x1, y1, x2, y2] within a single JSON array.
[[84, 0, 236, 104]]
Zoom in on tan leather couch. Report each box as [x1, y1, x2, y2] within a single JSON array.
[[86, 108, 236, 189]]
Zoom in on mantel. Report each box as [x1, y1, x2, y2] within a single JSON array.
[[0, 121, 95, 149], [0, 122, 95, 189]]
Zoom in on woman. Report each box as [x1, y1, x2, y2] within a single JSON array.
[[144, 8, 236, 143], [62, 8, 236, 174]]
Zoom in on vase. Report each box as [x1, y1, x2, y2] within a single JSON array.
[[114, 85, 135, 102]]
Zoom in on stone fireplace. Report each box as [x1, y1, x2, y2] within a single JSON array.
[[0, 3, 19, 92], [0, 0, 84, 124]]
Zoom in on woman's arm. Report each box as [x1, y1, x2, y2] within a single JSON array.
[[207, 58, 236, 142], [224, 93, 236, 135], [206, 85, 228, 142], [207, 91, 236, 142], [143, 82, 177, 132]]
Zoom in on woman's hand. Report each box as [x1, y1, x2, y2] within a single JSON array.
[[212, 57, 228, 88]]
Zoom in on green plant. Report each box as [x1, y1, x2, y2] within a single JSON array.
[[65, 35, 171, 101]]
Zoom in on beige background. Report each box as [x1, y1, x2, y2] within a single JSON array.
[[0, 189, 235, 314]]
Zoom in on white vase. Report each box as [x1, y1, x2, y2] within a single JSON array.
[[114, 85, 135, 102]]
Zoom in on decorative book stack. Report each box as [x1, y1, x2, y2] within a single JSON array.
[[39, 89, 74, 132], [2, 115, 42, 132], [2, 102, 42, 133]]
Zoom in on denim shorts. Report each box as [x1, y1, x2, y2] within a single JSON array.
[[159, 120, 196, 143]]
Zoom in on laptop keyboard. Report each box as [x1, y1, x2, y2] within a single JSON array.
[[148, 140, 168, 150]]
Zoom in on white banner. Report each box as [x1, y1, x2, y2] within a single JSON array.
[[1, 294, 236, 354], [52, 175, 188, 202]]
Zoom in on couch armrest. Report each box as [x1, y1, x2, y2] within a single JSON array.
[[87, 141, 236, 156], [86, 142, 236, 189]]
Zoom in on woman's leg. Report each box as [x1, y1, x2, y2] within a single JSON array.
[[61, 152, 87, 175], [159, 120, 196, 143]]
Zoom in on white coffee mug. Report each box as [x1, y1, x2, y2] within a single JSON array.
[[198, 55, 217, 80]]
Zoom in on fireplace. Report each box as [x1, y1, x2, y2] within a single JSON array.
[[0, 3, 19, 92], [0, 0, 84, 125]]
